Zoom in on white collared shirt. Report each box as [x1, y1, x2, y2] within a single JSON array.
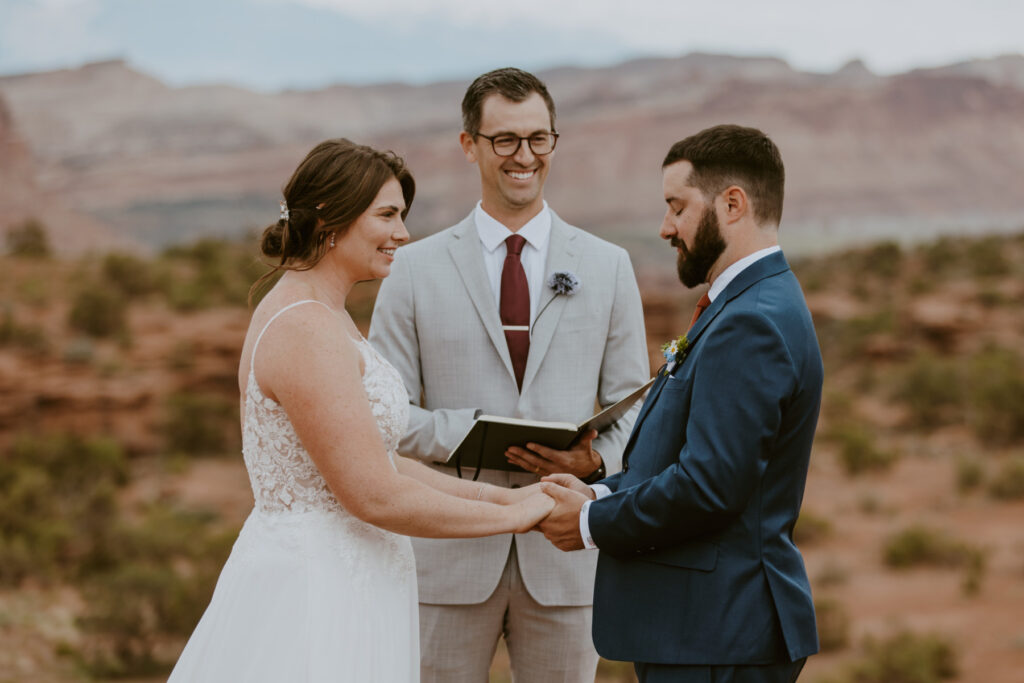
[[475, 201, 552, 324], [578, 245, 783, 550]]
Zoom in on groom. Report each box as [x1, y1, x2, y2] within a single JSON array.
[[536, 125, 823, 682], [369, 68, 649, 681]]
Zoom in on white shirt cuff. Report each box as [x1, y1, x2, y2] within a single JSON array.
[[579, 485, 612, 550]]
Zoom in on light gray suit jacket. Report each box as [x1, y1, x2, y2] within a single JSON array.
[[369, 210, 649, 606]]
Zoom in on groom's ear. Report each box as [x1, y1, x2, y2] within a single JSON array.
[[460, 131, 478, 163]]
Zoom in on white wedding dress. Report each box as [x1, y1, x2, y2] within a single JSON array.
[[169, 300, 419, 682]]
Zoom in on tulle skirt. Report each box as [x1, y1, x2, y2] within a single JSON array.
[[168, 507, 419, 682]]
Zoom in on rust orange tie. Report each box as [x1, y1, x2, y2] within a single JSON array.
[[687, 293, 711, 333]]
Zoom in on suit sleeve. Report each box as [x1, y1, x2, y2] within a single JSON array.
[[589, 248, 650, 475], [368, 250, 477, 463], [589, 310, 798, 557]]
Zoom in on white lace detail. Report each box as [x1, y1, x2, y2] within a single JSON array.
[[240, 300, 412, 569]]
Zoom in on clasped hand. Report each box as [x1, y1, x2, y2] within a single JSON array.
[[505, 474, 595, 551]]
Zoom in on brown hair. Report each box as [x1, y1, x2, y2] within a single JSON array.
[[251, 138, 415, 303], [663, 124, 785, 227], [461, 67, 556, 136]]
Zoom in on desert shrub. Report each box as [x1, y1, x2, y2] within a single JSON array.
[[0, 306, 49, 355], [5, 218, 51, 258], [162, 392, 238, 455], [955, 456, 984, 494], [73, 504, 236, 677], [893, 351, 961, 429], [102, 251, 158, 298], [841, 631, 958, 683], [965, 347, 1024, 446], [68, 285, 128, 338], [988, 457, 1024, 501], [918, 236, 959, 276], [815, 597, 851, 652], [966, 235, 1010, 278], [884, 525, 986, 595], [0, 434, 127, 585], [158, 237, 265, 310], [861, 240, 903, 279], [828, 422, 898, 475], [794, 509, 833, 545]]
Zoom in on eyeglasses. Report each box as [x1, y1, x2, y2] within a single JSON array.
[[474, 131, 559, 157]]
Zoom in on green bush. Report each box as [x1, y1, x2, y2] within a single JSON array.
[[966, 348, 1024, 446], [0, 306, 49, 355], [68, 285, 128, 338], [846, 631, 957, 683], [955, 456, 984, 494], [861, 240, 903, 279], [815, 597, 851, 652], [893, 351, 961, 429], [102, 251, 159, 298], [988, 457, 1024, 501], [794, 509, 833, 545], [162, 392, 238, 455], [966, 236, 1010, 278], [5, 218, 51, 258], [0, 434, 127, 585], [829, 423, 898, 475], [883, 525, 986, 595]]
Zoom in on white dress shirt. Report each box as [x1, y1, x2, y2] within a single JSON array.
[[474, 201, 552, 324], [578, 245, 782, 549]]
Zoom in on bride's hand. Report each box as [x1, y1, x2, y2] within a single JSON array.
[[490, 482, 545, 505], [511, 491, 555, 534]]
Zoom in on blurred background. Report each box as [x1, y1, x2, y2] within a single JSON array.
[[1, 1, 1023, 681]]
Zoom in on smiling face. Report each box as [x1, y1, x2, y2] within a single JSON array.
[[332, 176, 409, 282], [660, 160, 727, 288], [460, 92, 553, 227]]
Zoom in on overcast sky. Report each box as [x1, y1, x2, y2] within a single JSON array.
[[0, 0, 1021, 89]]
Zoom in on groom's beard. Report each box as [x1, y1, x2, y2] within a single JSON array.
[[674, 206, 726, 288]]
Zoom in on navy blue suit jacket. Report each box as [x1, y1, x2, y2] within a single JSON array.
[[589, 251, 823, 666]]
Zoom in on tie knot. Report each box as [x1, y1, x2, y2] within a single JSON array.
[[505, 234, 526, 256]]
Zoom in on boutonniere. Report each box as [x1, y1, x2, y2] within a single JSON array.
[[531, 271, 580, 336], [546, 270, 580, 296], [660, 334, 690, 375]]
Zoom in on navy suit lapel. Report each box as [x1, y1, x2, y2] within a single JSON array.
[[621, 251, 791, 468]]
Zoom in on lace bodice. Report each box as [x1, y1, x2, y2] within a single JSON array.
[[241, 301, 410, 515]]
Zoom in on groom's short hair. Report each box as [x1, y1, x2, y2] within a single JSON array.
[[663, 124, 785, 228], [461, 67, 556, 136]]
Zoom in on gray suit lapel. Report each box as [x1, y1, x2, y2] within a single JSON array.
[[447, 215, 517, 384], [520, 215, 582, 396]]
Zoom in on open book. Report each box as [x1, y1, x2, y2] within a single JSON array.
[[445, 377, 655, 473]]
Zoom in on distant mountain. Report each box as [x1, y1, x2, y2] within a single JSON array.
[[1, 53, 1023, 256]]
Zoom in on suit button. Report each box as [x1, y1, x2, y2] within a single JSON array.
[[510, 484, 521, 489]]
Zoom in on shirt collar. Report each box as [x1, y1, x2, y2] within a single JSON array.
[[708, 245, 782, 302], [474, 201, 552, 253]]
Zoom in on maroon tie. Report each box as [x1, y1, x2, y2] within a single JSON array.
[[687, 293, 711, 333], [500, 234, 530, 389]]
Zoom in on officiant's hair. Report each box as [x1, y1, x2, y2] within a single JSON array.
[[252, 139, 415, 303], [663, 125, 785, 228], [462, 67, 556, 136]]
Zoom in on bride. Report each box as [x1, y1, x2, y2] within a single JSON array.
[[168, 139, 554, 682]]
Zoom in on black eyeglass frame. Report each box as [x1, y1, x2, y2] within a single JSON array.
[[473, 131, 560, 157]]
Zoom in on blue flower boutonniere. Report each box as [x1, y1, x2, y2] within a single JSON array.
[[660, 334, 690, 374]]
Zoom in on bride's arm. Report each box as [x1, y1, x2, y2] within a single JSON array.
[[393, 456, 540, 505], [255, 307, 552, 538]]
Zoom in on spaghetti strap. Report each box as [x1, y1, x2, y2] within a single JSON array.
[[250, 299, 333, 374]]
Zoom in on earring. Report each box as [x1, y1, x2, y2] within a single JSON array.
[[329, 232, 336, 248]]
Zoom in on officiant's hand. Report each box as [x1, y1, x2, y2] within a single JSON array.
[[537, 483, 588, 551], [505, 429, 601, 478]]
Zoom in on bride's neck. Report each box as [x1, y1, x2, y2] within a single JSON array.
[[281, 266, 353, 312]]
